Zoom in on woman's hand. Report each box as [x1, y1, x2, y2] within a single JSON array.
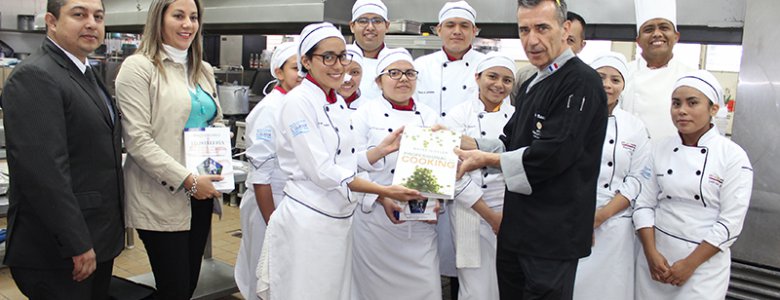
[[665, 258, 697, 286], [184, 174, 224, 200], [377, 196, 405, 224], [644, 248, 672, 283], [380, 185, 423, 202], [593, 208, 609, 229], [377, 126, 405, 156], [422, 200, 441, 225]]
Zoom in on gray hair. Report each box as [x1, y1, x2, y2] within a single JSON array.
[[517, 0, 568, 25]]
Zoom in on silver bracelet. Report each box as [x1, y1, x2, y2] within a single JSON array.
[[185, 174, 198, 198]]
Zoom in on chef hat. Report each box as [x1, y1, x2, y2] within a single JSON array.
[[297, 22, 346, 77], [346, 44, 364, 67], [352, 0, 388, 22], [589, 51, 629, 81], [438, 1, 477, 25], [269, 42, 297, 79], [475, 52, 517, 75], [673, 70, 724, 108], [376, 47, 414, 76], [635, 0, 677, 33]]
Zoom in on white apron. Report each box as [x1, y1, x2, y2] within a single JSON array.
[[235, 88, 287, 300], [633, 127, 753, 300], [573, 108, 651, 300], [350, 98, 441, 300], [621, 56, 694, 140], [257, 78, 360, 300]]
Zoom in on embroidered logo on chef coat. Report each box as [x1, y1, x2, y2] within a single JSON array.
[[621, 141, 636, 153], [532, 113, 546, 139], [256, 127, 273, 141], [708, 174, 724, 187], [290, 120, 310, 137], [641, 166, 652, 179], [417, 90, 435, 95]]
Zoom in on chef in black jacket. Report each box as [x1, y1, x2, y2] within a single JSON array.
[[455, 0, 607, 299]]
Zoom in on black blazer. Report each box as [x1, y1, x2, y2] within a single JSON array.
[[2, 38, 124, 269]]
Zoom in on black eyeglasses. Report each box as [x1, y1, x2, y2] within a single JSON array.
[[355, 17, 386, 27], [380, 69, 419, 80], [311, 52, 354, 66]]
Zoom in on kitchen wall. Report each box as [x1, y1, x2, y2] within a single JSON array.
[[0, 0, 46, 54]]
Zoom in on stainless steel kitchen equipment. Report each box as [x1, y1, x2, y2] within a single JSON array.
[[727, 0, 780, 299], [216, 66, 249, 116]]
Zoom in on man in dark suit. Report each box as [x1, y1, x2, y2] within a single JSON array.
[[2, 0, 123, 299]]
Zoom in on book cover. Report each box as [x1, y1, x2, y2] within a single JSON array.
[[392, 126, 459, 199], [184, 127, 235, 193], [396, 199, 437, 221]]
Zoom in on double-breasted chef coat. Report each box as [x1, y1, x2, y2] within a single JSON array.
[[444, 97, 514, 300], [355, 43, 391, 105], [572, 107, 652, 300], [235, 87, 288, 300], [350, 98, 442, 300], [414, 47, 485, 277], [633, 126, 753, 300], [256, 78, 359, 300]]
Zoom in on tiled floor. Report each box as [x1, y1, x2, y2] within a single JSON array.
[[0, 203, 245, 300]]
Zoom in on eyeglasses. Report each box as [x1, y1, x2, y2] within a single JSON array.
[[355, 17, 386, 27], [380, 69, 419, 80], [311, 52, 354, 66]]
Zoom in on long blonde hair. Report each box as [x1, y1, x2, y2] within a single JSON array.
[[136, 0, 205, 84]]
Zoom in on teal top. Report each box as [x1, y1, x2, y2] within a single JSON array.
[[185, 85, 217, 128]]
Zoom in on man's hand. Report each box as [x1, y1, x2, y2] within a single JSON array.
[[454, 148, 497, 179], [72, 248, 96, 282], [382, 185, 424, 202]]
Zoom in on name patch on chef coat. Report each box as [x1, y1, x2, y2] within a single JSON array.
[[290, 120, 311, 137], [621, 141, 637, 153], [256, 127, 273, 141], [708, 174, 724, 187]]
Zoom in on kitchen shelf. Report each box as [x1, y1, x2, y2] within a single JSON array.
[[0, 29, 45, 34]]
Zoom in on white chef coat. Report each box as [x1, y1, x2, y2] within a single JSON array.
[[573, 107, 651, 300], [444, 97, 514, 300], [415, 47, 485, 277], [621, 56, 694, 140], [257, 78, 359, 300], [235, 88, 288, 300], [355, 43, 390, 106], [350, 98, 442, 300], [633, 126, 753, 300], [414, 48, 485, 119]]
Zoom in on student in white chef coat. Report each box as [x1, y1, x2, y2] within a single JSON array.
[[621, 0, 696, 139], [351, 48, 442, 300], [443, 52, 516, 300], [572, 52, 651, 300], [234, 41, 299, 300], [633, 70, 753, 300], [414, 0, 486, 282], [349, 0, 391, 103], [338, 44, 366, 109], [254, 23, 423, 300]]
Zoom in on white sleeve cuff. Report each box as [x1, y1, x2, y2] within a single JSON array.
[[500, 147, 532, 195], [454, 176, 483, 207], [632, 207, 655, 230], [356, 146, 386, 172]]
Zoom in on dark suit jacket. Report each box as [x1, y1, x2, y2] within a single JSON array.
[[2, 38, 124, 269]]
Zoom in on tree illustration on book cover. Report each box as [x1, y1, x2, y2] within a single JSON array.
[[401, 166, 442, 194]]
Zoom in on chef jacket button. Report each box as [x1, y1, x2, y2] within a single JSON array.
[[465, 62, 470, 67], [442, 87, 447, 91], [667, 169, 673, 175], [334, 127, 339, 132], [609, 139, 614, 144], [169, 186, 175, 191], [391, 169, 395, 174], [696, 170, 702, 175], [443, 63, 448, 67], [441, 112, 447, 117], [387, 128, 393, 132], [337, 149, 342, 155], [482, 184, 488, 189], [384, 113, 389, 117], [666, 195, 672, 199], [701, 149, 707, 154], [694, 195, 701, 200], [673, 147, 679, 152], [484, 173, 489, 177], [340, 105, 344, 109], [415, 111, 421, 115], [351, 148, 355, 153], [462, 85, 467, 90], [504, 113, 508, 118], [479, 114, 484, 119], [481, 131, 486, 136], [161, 181, 167, 186], [325, 107, 330, 112], [350, 125, 354, 130], [603, 184, 609, 188], [607, 162, 613, 167]]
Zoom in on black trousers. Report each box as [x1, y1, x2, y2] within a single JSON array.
[[11, 260, 114, 300], [137, 198, 213, 300], [497, 246, 578, 300]]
